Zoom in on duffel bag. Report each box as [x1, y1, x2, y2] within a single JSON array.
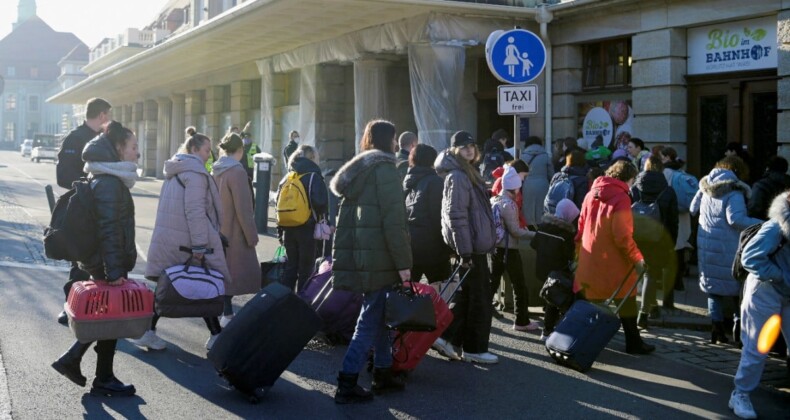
[[156, 256, 225, 318]]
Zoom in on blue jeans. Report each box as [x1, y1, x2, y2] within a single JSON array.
[[734, 277, 790, 393], [341, 286, 392, 374], [707, 293, 739, 322]]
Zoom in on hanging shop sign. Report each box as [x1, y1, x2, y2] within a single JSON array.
[[688, 16, 776, 75], [486, 29, 547, 84]]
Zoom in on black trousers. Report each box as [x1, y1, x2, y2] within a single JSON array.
[[412, 261, 451, 284], [63, 262, 90, 299], [442, 254, 492, 354], [489, 248, 531, 325], [282, 224, 316, 293]]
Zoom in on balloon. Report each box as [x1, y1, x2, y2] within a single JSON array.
[[757, 314, 782, 354]]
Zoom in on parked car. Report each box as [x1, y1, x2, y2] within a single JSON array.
[[20, 139, 32, 157], [31, 145, 57, 163]]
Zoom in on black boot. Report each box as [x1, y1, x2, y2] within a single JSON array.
[[334, 372, 373, 404], [711, 321, 729, 344], [371, 367, 406, 394], [90, 340, 135, 397], [732, 319, 742, 349], [51, 341, 91, 386], [637, 312, 649, 330], [622, 317, 655, 355], [57, 310, 68, 326]]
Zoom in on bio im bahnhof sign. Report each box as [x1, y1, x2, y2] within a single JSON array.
[[687, 16, 777, 75]]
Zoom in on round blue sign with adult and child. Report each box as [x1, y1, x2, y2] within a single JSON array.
[[486, 29, 547, 84]]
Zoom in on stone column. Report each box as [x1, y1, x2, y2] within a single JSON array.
[[204, 85, 225, 143], [122, 105, 133, 128], [299, 65, 318, 147], [230, 80, 252, 133], [142, 99, 158, 177], [156, 97, 172, 179], [185, 90, 204, 133], [353, 59, 390, 152], [777, 11, 790, 162], [631, 28, 687, 153], [551, 45, 583, 140], [170, 93, 186, 156]]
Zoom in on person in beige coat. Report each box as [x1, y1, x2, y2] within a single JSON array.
[[212, 133, 259, 327], [130, 131, 231, 352]]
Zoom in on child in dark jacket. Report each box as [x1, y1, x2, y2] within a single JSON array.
[[530, 198, 580, 339]]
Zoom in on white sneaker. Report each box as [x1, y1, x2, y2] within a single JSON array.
[[431, 338, 461, 361], [128, 330, 167, 351], [206, 334, 220, 351], [462, 352, 499, 364], [728, 390, 757, 419], [219, 315, 234, 328]]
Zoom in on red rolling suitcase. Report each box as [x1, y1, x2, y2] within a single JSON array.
[[392, 266, 469, 373]]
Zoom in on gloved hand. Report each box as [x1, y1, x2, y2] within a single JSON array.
[[461, 255, 474, 269]]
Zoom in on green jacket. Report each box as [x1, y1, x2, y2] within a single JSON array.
[[330, 150, 412, 293]]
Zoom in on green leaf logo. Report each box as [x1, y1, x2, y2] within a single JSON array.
[[752, 28, 766, 41]]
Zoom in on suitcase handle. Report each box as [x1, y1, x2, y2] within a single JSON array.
[[603, 266, 643, 315], [439, 263, 472, 302]]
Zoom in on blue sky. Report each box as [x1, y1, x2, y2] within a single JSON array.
[[0, 0, 167, 48]]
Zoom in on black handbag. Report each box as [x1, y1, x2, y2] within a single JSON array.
[[540, 269, 574, 311], [385, 283, 436, 332]]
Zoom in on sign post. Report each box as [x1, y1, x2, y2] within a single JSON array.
[[486, 29, 546, 158]]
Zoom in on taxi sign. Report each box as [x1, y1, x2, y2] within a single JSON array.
[[486, 29, 547, 84]]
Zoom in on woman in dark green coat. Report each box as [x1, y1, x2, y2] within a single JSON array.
[[330, 119, 412, 404]]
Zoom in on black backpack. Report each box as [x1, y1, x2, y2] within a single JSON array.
[[731, 222, 786, 282], [43, 178, 99, 262], [481, 150, 505, 184], [632, 189, 665, 242]]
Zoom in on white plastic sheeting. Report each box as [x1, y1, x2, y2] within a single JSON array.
[[257, 59, 276, 157], [354, 60, 391, 152], [299, 65, 317, 147], [408, 43, 466, 152]]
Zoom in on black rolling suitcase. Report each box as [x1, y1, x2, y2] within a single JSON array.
[[207, 282, 321, 402], [545, 267, 642, 372]]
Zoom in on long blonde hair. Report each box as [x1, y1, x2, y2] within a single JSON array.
[[449, 145, 483, 185]]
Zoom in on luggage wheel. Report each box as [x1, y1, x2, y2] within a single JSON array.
[[248, 387, 269, 404]]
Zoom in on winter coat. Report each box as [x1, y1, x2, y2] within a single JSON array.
[[491, 193, 531, 249], [576, 176, 644, 300], [397, 149, 411, 181], [690, 168, 762, 296], [435, 150, 497, 257], [747, 171, 790, 220], [212, 156, 259, 296], [521, 144, 553, 225], [404, 166, 450, 267], [330, 150, 412, 293], [282, 157, 328, 223], [632, 150, 650, 171], [78, 135, 136, 281], [559, 165, 591, 211], [56, 122, 98, 189], [491, 166, 527, 228], [283, 140, 298, 165], [741, 192, 790, 298], [145, 153, 231, 283], [631, 170, 679, 245], [663, 168, 692, 250], [531, 214, 576, 281]]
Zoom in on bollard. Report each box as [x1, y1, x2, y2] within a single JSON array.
[[253, 153, 275, 234], [45, 185, 56, 213]]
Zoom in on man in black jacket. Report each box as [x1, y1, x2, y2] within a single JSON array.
[[748, 156, 790, 220], [54, 97, 111, 325]]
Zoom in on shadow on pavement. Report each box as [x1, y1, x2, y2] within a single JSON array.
[[80, 393, 147, 420]]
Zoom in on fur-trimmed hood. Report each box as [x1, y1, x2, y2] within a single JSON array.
[[768, 191, 790, 240], [330, 150, 396, 198], [699, 168, 751, 200], [540, 214, 576, 234]]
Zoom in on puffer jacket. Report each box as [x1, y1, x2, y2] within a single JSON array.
[[281, 156, 328, 222], [520, 144, 553, 225], [212, 156, 259, 296], [576, 176, 644, 300], [435, 150, 497, 257], [741, 192, 790, 298], [491, 193, 531, 249], [404, 166, 450, 267], [145, 153, 231, 283], [690, 168, 762, 296], [631, 170, 679, 244], [748, 171, 790, 220], [531, 214, 576, 281], [331, 150, 412, 293], [78, 135, 137, 281]]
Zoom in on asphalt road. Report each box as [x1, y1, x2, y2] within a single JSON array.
[[0, 150, 787, 419]]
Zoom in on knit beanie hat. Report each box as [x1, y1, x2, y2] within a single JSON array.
[[501, 166, 522, 192], [555, 198, 580, 222]]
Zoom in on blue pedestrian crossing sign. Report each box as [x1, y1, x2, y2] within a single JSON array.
[[486, 29, 547, 84]]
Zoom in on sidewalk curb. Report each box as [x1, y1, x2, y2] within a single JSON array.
[[0, 345, 13, 420]]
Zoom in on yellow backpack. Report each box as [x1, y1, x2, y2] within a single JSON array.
[[276, 172, 312, 227]]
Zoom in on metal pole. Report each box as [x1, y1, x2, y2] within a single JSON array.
[[44, 185, 56, 213], [513, 115, 520, 159]]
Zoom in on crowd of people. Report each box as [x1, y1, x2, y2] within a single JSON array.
[[48, 98, 788, 418]]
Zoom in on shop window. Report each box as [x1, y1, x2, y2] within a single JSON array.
[[4, 122, 14, 140], [5, 94, 16, 111], [29, 95, 39, 112], [582, 38, 631, 90]]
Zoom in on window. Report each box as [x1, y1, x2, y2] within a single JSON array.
[[4, 122, 14, 140], [30, 67, 38, 78], [582, 38, 632, 90], [5, 94, 16, 111], [6, 67, 14, 77], [28, 95, 38, 112]]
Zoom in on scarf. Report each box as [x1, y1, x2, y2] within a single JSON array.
[[84, 161, 139, 189]]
